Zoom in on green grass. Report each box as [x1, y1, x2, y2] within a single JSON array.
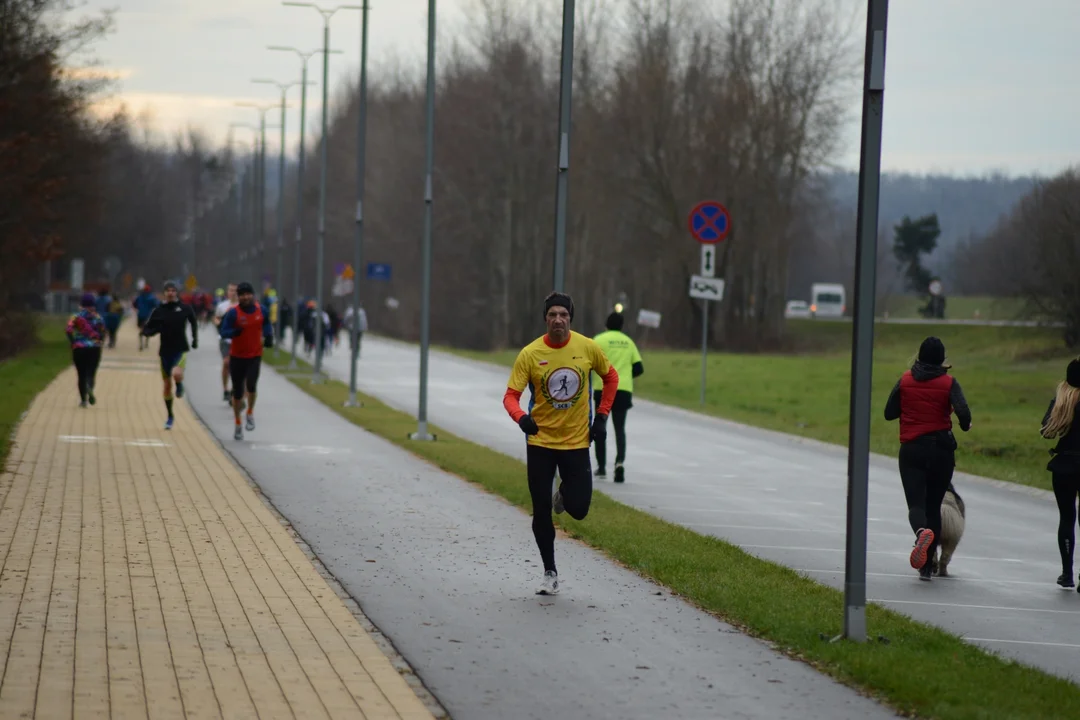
[[0, 317, 71, 467], [447, 320, 1074, 492], [265, 350, 1080, 719], [877, 295, 1027, 321]]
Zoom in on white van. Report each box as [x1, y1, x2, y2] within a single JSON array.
[[810, 283, 846, 318]]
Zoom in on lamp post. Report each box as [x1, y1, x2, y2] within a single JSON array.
[[409, 0, 436, 442], [343, 0, 370, 408], [283, 1, 364, 383], [268, 45, 344, 368], [235, 102, 279, 283], [252, 78, 303, 351]]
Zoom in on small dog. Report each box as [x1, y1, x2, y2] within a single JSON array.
[[935, 484, 966, 576]]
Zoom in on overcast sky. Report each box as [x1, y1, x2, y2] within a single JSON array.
[[75, 0, 1078, 177]]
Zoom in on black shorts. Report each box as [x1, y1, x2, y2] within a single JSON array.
[[229, 356, 262, 399]]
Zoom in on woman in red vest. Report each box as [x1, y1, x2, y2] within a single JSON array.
[[1040, 359, 1080, 591], [884, 337, 972, 581]]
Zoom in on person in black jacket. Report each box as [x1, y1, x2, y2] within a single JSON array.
[[884, 337, 972, 581], [142, 280, 198, 430], [1040, 358, 1080, 591]]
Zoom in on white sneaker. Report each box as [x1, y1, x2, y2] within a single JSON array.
[[536, 571, 560, 595], [245, 414, 255, 431], [552, 489, 565, 515]]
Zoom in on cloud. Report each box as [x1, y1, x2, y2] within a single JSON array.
[[60, 66, 135, 81], [190, 14, 257, 31]]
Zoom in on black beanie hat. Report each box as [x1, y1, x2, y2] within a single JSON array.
[[606, 312, 624, 331], [918, 336, 946, 366], [1067, 359, 1080, 389], [236, 281, 255, 296], [544, 292, 574, 321]]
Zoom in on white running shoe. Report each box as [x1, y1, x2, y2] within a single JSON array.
[[245, 414, 255, 431], [233, 425, 243, 441], [536, 571, 560, 595], [552, 489, 565, 515]]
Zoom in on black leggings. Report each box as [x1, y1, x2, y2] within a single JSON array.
[[527, 445, 592, 574], [72, 347, 102, 401], [593, 390, 631, 469], [229, 356, 262, 399], [1053, 473, 1080, 576], [898, 437, 955, 569]]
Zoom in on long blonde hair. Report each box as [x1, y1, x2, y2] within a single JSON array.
[[1041, 381, 1080, 439]]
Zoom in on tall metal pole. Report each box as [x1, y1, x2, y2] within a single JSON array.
[[345, 1, 369, 407], [551, 0, 575, 292], [699, 300, 708, 405], [290, 56, 310, 369], [259, 112, 267, 285], [275, 89, 288, 354], [843, 0, 889, 643], [410, 0, 436, 441], [313, 17, 331, 382]]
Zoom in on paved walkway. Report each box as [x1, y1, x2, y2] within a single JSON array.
[[0, 327, 436, 719]]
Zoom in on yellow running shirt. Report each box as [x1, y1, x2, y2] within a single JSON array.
[[507, 331, 613, 450]]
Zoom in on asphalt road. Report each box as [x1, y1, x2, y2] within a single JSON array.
[[300, 332, 1080, 685], [182, 346, 897, 720]]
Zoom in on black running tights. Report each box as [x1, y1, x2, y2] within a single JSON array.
[[527, 445, 592, 575], [72, 347, 101, 401], [1053, 473, 1080, 576], [898, 439, 954, 569]]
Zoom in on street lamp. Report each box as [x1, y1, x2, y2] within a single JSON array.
[[252, 77, 306, 350], [283, 1, 364, 383], [235, 101, 281, 283], [227, 126, 257, 281], [410, 0, 437, 442], [268, 44, 344, 369]]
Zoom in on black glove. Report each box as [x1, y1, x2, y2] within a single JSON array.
[[518, 415, 539, 436], [264, 335, 274, 349], [591, 413, 608, 443], [191, 339, 198, 350]]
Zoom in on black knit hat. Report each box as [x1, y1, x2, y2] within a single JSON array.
[[543, 292, 574, 322], [236, 281, 255, 296], [606, 312, 624, 331], [1067, 359, 1080, 389], [918, 336, 946, 366]]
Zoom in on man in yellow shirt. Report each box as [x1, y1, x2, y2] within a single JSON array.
[[591, 312, 644, 483], [503, 291, 620, 595]]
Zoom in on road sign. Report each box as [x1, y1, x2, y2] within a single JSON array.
[[70, 258, 84, 291], [342, 264, 355, 280], [689, 275, 725, 301], [331, 276, 354, 297], [637, 309, 662, 328], [366, 262, 392, 281], [185, 274, 197, 291], [687, 201, 731, 244], [700, 245, 716, 278]]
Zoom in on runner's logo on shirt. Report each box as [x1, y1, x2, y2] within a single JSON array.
[[543, 366, 583, 409]]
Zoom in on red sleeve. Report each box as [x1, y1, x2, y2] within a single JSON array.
[[503, 387, 526, 423], [597, 367, 619, 416]]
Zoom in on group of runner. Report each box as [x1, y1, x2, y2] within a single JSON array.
[[69, 278, 273, 439]]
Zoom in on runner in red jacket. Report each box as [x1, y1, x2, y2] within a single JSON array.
[[884, 336, 972, 581], [219, 281, 273, 441]]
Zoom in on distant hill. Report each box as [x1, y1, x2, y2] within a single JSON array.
[[825, 170, 1037, 284]]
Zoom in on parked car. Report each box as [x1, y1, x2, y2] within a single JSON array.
[[784, 300, 812, 319]]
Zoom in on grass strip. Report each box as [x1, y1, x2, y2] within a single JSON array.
[[445, 321, 1074, 493], [0, 317, 71, 467], [265, 352, 1080, 720]]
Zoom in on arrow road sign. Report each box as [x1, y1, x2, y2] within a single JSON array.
[[700, 245, 716, 278], [689, 275, 725, 301]]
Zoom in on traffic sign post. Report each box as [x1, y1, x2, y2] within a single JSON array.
[[687, 199, 730, 406], [689, 276, 724, 405], [366, 262, 391, 281]]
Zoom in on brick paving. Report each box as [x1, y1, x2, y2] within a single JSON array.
[[0, 328, 435, 719]]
